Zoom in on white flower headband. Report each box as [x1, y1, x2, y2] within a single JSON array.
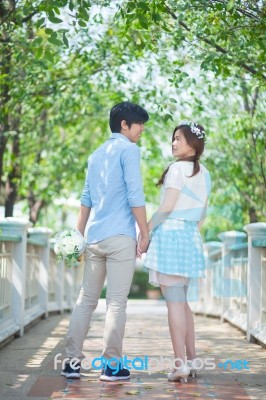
[[179, 120, 205, 139]]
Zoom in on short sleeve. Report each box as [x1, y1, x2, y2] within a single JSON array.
[[165, 163, 185, 190]]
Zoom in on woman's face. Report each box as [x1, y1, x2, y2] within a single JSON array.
[[172, 129, 196, 158]]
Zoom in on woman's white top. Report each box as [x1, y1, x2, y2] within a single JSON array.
[[161, 161, 211, 221]]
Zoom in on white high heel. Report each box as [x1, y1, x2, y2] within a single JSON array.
[[187, 358, 202, 378], [167, 364, 190, 382]]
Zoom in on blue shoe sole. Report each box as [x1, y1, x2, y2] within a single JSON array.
[[99, 374, 130, 382], [61, 371, 81, 379]]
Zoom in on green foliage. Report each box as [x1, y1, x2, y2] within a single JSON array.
[[0, 0, 265, 235], [100, 268, 161, 299], [117, 0, 266, 82], [128, 269, 159, 299], [1, 1, 164, 221], [0, 0, 93, 57]]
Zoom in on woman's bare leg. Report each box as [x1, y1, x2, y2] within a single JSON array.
[[161, 284, 187, 366], [184, 285, 196, 359]]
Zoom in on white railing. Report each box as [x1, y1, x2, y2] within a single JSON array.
[[0, 217, 265, 346], [244, 223, 266, 344], [0, 218, 83, 344], [190, 224, 266, 346], [48, 246, 64, 313], [193, 241, 223, 317], [48, 243, 84, 313], [0, 241, 13, 324]]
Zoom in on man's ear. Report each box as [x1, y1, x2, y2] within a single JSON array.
[[121, 120, 128, 130]]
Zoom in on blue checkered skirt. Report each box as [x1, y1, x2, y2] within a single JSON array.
[[144, 219, 205, 283]]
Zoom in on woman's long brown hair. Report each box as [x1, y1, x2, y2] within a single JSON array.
[[156, 124, 205, 186]]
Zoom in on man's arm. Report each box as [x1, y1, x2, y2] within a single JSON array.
[[76, 204, 91, 236], [78, 156, 92, 236], [122, 145, 149, 256]]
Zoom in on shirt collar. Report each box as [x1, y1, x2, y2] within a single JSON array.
[[110, 132, 131, 142]]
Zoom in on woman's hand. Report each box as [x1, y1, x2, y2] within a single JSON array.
[[147, 219, 153, 232]]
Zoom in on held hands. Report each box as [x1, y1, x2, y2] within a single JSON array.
[[137, 218, 153, 258], [137, 233, 150, 258]]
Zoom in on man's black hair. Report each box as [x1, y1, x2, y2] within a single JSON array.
[[109, 101, 149, 133]]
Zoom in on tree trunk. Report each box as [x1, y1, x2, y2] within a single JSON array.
[[0, 32, 11, 188], [4, 107, 21, 216], [249, 207, 258, 223], [4, 180, 17, 217], [28, 191, 45, 225], [26, 110, 47, 224]]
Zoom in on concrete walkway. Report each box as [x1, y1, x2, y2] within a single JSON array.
[[0, 300, 265, 400]]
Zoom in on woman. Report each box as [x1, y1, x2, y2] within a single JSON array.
[[144, 121, 211, 382]]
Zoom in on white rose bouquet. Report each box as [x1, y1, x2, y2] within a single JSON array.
[[54, 228, 86, 266]]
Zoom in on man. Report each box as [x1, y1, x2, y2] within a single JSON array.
[[61, 101, 150, 381]]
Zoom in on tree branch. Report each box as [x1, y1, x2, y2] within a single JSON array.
[[0, 0, 17, 26], [234, 182, 262, 214], [21, 9, 40, 24], [165, 5, 266, 81], [22, 67, 106, 97], [260, 158, 266, 188], [251, 87, 259, 117], [240, 81, 250, 112], [210, 0, 261, 21]]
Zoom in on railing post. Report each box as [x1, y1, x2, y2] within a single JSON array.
[[48, 239, 65, 314], [27, 227, 52, 319], [0, 218, 31, 337], [244, 222, 266, 342], [203, 241, 223, 316], [218, 231, 247, 321]]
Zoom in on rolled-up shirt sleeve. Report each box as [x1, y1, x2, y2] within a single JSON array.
[[121, 145, 145, 207], [80, 160, 92, 208]]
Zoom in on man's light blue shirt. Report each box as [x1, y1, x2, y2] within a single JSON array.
[[80, 132, 145, 244]]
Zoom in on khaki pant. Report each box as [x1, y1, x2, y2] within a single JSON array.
[[66, 235, 136, 360]]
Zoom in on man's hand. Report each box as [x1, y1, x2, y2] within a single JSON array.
[[137, 233, 150, 258], [77, 253, 85, 263]]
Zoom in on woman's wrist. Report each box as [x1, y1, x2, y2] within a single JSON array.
[[148, 221, 153, 232]]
